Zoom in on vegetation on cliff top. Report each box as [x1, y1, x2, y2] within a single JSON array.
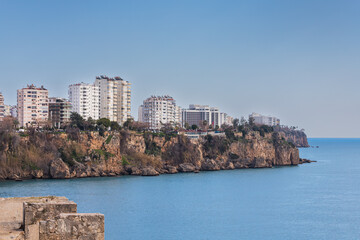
[[0, 114, 304, 180]]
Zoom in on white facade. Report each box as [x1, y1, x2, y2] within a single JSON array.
[[182, 104, 227, 128], [249, 112, 280, 126], [95, 76, 131, 125], [139, 95, 181, 130], [0, 93, 4, 121], [10, 106, 17, 118], [68, 83, 100, 120], [17, 85, 49, 127]]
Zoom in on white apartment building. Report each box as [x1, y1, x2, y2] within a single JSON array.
[[17, 85, 49, 127], [0, 93, 4, 121], [68, 83, 100, 120], [249, 112, 280, 126], [182, 104, 227, 128], [95, 76, 131, 125], [139, 95, 181, 130]]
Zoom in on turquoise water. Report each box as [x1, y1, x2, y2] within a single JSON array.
[[1, 138, 360, 239]]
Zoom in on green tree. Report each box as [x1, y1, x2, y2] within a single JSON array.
[[191, 124, 198, 130], [97, 118, 111, 128], [249, 116, 255, 127], [232, 118, 239, 129], [110, 121, 121, 131], [70, 112, 85, 130]]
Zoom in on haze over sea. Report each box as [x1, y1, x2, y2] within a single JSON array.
[[1, 138, 359, 239]]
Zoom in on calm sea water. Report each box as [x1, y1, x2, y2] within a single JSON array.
[[1, 138, 360, 239]]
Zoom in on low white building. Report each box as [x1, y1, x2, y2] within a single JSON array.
[[182, 104, 227, 128], [249, 112, 280, 126], [139, 95, 181, 130]]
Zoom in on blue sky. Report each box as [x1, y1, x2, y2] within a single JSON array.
[[0, 0, 359, 137]]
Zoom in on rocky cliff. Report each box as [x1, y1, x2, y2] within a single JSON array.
[[0, 130, 307, 180], [274, 127, 309, 147]]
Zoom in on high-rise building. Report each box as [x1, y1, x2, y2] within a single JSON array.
[[0, 93, 5, 121], [17, 84, 49, 127], [249, 112, 280, 126], [182, 104, 227, 128], [68, 83, 100, 120], [49, 98, 72, 128], [95, 76, 131, 124], [139, 95, 181, 130]]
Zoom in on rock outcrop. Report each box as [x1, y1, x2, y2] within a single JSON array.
[[0, 130, 311, 181], [49, 158, 71, 179]]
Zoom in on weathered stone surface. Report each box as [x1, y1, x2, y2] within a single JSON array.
[[125, 166, 142, 175], [165, 165, 178, 174], [49, 159, 70, 179], [178, 163, 196, 172], [24, 199, 77, 239], [31, 170, 43, 179], [0, 196, 104, 240], [39, 213, 104, 240], [141, 167, 159, 176], [201, 159, 220, 171]]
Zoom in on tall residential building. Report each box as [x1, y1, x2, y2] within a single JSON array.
[[249, 112, 280, 126], [68, 83, 100, 120], [0, 93, 4, 121], [139, 95, 181, 130], [182, 104, 227, 128], [49, 98, 72, 128], [95, 76, 131, 124], [17, 85, 49, 127]]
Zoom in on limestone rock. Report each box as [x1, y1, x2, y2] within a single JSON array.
[[141, 167, 159, 176], [201, 159, 220, 171], [50, 158, 71, 179], [178, 163, 196, 172], [31, 170, 43, 179], [166, 165, 178, 174]]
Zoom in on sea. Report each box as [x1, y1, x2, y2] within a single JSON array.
[[1, 138, 360, 239]]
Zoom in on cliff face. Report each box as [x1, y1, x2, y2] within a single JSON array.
[[0, 130, 303, 180], [274, 127, 309, 147]]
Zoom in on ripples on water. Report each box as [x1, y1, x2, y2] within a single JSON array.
[[1, 139, 360, 239]]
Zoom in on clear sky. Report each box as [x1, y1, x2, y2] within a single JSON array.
[[0, 0, 359, 137]]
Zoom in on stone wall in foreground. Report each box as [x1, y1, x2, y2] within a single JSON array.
[[0, 196, 104, 240]]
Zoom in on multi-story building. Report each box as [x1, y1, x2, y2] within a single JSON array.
[[68, 83, 100, 120], [182, 104, 227, 128], [95, 76, 131, 124], [225, 115, 234, 126], [0, 93, 5, 121], [249, 112, 280, 126], [139, 95, 181, 130], [10, 106, 17, 118], [49, 98, 71, 128], [17, 85, 49, 127]]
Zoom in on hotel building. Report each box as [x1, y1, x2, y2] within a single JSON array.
[[249, 112, 280, 126], [139, 95, 181, 130], [17, 85, 49, 127], [182, 104, 227, 128]]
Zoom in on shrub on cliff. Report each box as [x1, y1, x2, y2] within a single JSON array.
[[203, 135, 230, 159], [162, 135, 200, 165]]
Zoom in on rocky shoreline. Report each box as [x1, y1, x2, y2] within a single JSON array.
[[5, 158, 314, 181], [1, 130, 313, 181]]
